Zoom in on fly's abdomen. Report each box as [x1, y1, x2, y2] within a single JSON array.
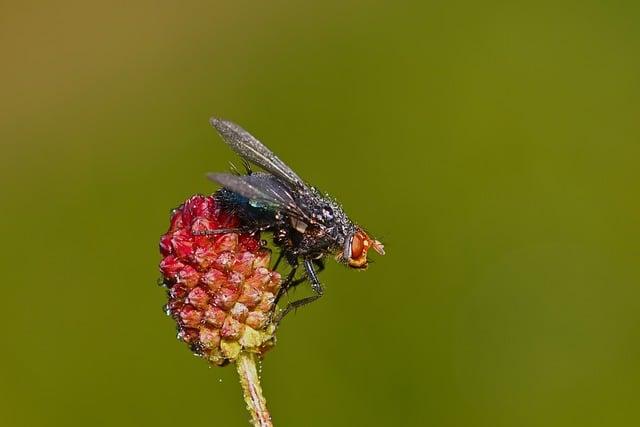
[[214, 188, 277, 228]]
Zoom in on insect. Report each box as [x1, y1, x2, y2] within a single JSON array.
[[204, 118, 385, 321]]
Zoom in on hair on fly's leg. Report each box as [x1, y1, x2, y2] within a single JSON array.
[[274, 259, 325, 324]]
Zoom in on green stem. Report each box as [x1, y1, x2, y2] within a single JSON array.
[[236, 352, 273, 427]]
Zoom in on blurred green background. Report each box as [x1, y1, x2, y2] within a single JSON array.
[[2, 1, 640, 426]]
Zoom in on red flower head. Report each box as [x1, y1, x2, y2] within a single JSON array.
[[159, 195, 281, 366]]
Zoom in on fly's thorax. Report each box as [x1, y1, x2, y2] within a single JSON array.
[[293, 222, 343, 257], [287, 188, 379, 261], [292, 189, 349, 234], [301, 191, 365, 261]]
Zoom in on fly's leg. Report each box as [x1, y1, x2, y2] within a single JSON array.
[[273, 258, 324, 304], [193, 223, 271, 236], [192, 227, 249, 236], [275, 259, 325, 324], [274, 272, 308, 303], [304, 259, 325, 296], [272, 251, 284, 270], [273, 255, 300, 305], [274, 264, 298, 305], [270, 259, 299, 323], [313, 259, 325, 274]]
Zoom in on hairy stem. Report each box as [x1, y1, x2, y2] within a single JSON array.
[[236, 352, 273, 427]]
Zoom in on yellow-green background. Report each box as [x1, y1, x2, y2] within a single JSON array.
[[2, 1, 639, 426]]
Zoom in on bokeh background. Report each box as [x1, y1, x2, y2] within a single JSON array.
[[2, 1, 640, 426]]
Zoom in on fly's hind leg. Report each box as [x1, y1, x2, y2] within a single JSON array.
[[274, 259, 325, 324], [273, 254, 300, 305], [274, 264, 298, 305], [274, 258, 324, 304], [193, 223, 271, 236], [192, 227, 248, 236], [272, 251, 285, 270]]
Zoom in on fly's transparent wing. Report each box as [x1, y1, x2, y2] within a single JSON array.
[[208, 172, 310, 220], [210, 118, 304, 187]]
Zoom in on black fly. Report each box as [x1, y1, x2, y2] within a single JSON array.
[[204, 118, 385, 321]]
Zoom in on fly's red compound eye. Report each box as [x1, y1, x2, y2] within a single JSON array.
[[347, 230, 370, 269], [350, 232, 365, 260]]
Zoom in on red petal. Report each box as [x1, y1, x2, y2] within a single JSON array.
[[187, 287, 209, 308], [220, 316, 243, 340], [204, 306, 227, 328], [200, 269, 226, 293], [199, 327, 221, 349], [160, 256, 185, 278], [176, 265, 200, 288], [179, 305, 202, 328], [159, 233, 173, 256], [171, 229, 194, 259], [212, 283, 241, 310]]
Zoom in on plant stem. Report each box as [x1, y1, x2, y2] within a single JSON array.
[[236, 352, 273, 427]]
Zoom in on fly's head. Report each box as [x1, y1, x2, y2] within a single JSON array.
[[340, 227, 385, 269], [320, 204, 384, 269]]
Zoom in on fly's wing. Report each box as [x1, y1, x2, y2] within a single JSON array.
[[208, 172, 311, 221], [210, 118, 305, 188]]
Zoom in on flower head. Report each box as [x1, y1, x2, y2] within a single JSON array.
[[159, 195, 281, 366]]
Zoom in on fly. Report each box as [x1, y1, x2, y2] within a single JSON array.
[[203, 118, 385, 321]]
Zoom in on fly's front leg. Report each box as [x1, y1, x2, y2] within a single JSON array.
[[275, 258, 324, 324]]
